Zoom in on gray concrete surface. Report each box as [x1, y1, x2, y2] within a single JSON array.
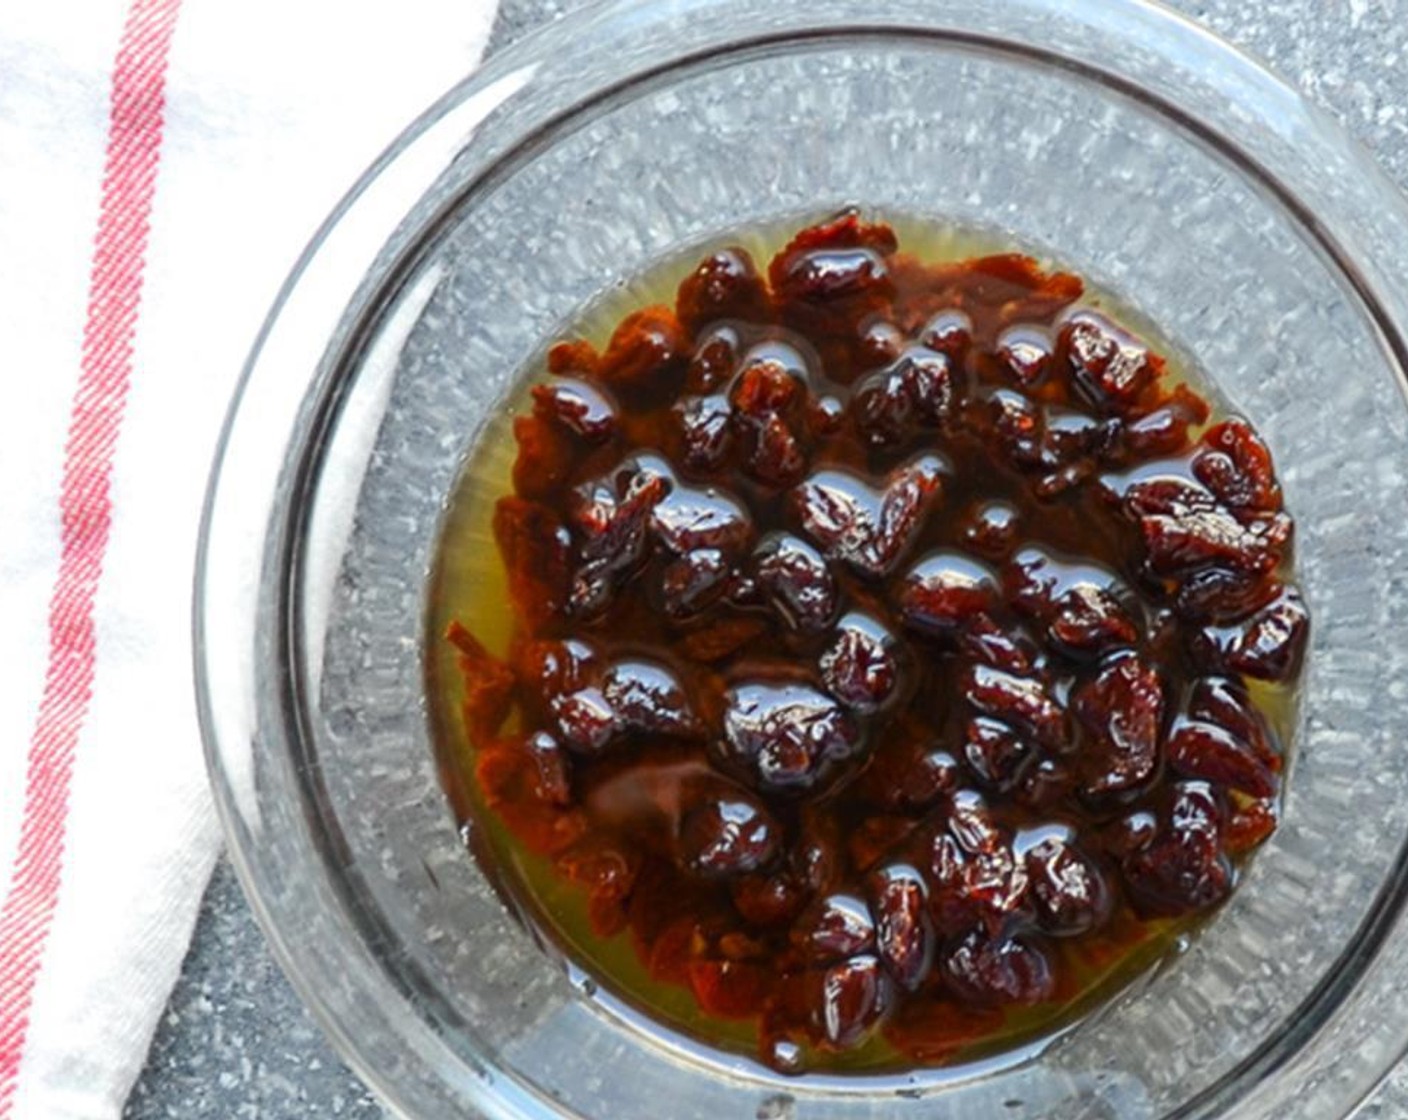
[[123, 0, 1408, 1115]]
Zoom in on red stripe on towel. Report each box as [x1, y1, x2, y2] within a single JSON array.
[[0, 0, 182, 1109]]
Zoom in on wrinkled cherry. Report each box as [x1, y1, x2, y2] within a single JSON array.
[[679, 794, 781, 878], [1190, 584, 1309, 682], [754, 532, 839, 634], [1072, 653, 1164, 798], [941, 928, 1054, 1006], [869, 864, 935, 991], [815, 955, 894, 1049], [898, 552, 999, 635], [1194, 418, 1281, 514], [676, 247, 770, 331], [794, 893, 877, 961], [962, 717, 1036, 791], [1060, 310, 1156, 411], [820, 612, 902, 712], [1187, 676, 1279, 769], [961, 664, 1067, 749], [1123, 781, 1231, 917], [960, 501, 1021, 561], [674, 395, 733, 472], [996, 325, 1053, 386], [1025, 834, 1111, 937], [1166, 721, 1276, 798], [793, 456, 946, 580], [718, 681, 862, 794]]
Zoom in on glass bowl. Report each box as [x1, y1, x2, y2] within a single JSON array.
[[194, 0, 1408, 1116]]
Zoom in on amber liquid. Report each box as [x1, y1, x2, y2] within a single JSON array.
[[425, 213, 1299, 1080]]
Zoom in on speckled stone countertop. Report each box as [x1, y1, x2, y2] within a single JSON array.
[[122, 0, 1408, 1115]]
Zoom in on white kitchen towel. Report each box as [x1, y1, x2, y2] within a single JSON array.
[[0, 0, 497, 1115]]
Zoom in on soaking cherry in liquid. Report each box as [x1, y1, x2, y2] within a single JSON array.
[[431, 211, 1306, 1075]]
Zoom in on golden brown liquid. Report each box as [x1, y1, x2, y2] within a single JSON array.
[[425, 213, 1299, 1079]]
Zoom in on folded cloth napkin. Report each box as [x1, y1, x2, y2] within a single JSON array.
[[0, 0, 496, 1115]]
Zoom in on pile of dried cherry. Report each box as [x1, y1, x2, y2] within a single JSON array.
[[447, 211, 1308, 1073]]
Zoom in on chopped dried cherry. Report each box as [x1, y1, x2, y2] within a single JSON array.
[[962, 717, 1035, 791], [929, 795, 1029, 934], [651, 482, 752, 555], [1187, 676, 1279, 770], [1194, 418, 1281, 514], [728, 355, 809, 486], [960, 615, 1040, 674], [1123, 477, 1284, 575], [754, 533, 838, 633], [678, 794, 781, 878], [531, 378, 618, 442], [547, 338, 599, 377], [794, 893, 877, 961], [1025, 835, 1110, 937], [676, 247, 770, 331], [1166, 721, 1277, 798], [777, 246, 892, 311], [1072, 653, 1164, 798], [941, 928, 1054, 1006], [1190, 584, 1309, 682], [1046, 584, 1139, 659], [852, 346, 955, 445], [646, 916, 699, 983], [493, 498, 570, 630], [1122, 401, 1195, 459], [567, 460, 670, 616], [1224, 797, 1278, 856], [793, 456, 945, 580], [684, 325, 739, 394], [996, 325, 1053, 386], [1060, 310, 1158, 412], [687, 959, 772, 1018], [543, 652, 700, 755], [898, 551, 999, 635], [596, 305, 688, 397], [961, 664, 1067, 749], [820, 612, 901, 712], [869, 864, 934, 991], [557, 838, 639, 935], [815, 954, 894, 1048], [605, 660, 700, 735], [717, 681, 862, 794], [1175, 566, 1281, 624], [522, 730, 574, 807], [1123, 781, 1231, 917], [445, 620, 516, 741], [674, 394, 733, 472]]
